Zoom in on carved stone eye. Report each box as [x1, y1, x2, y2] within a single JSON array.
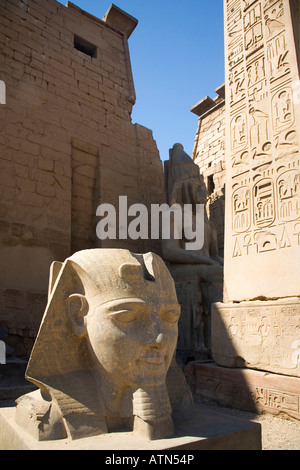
[[160, 309, 181, 324], [108, 308, 141, 323]]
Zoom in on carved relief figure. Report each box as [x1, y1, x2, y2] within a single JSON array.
[[15, 249, 193, 441]]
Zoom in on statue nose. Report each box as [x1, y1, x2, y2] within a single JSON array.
[[144, 313, 164, 347], [153, 332, 164, 345]]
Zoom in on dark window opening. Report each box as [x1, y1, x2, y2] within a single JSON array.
[[207, 175, 215, 197], [74, 35, 97, 58]]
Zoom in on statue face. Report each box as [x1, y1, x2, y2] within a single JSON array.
[[86, 292, 180, 387], [196, 185, 207, 204], [191, 178, 207, 205], [24, 250, 181, 441]]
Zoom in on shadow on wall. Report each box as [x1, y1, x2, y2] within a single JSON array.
[[185, 310, 261, 415], [0, 245, 59, 359], [208, 188, 225, 259]]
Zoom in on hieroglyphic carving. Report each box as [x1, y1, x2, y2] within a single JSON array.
[[263, 0, 281, 12], [249, 106, 271, 156], [266, 31, 290, 82], [232, 186, 251, 232], [253, 178, 275, 227], [232, 150, 250, 176], [227, 0, 244, 75], [253, 230, 277, 252], [275, 129, 299, 161], [229, 63, 246, 105], [277, 169, 300, 222], [190, 362, 300, 420], [231, 112, 248, 151], [247, 53, 266, 94], [228, 1, 243, 47], [252, 385, 300, 416], [226, 0, 300, 261], [264, 1, 284, 39], [244, 2, 263, 56], [242, 0, 258, 11], [272, 87, 294, 132], [212, 300, 300, 377], [232, 220, 300, 257], [229, 41, 244, 70]]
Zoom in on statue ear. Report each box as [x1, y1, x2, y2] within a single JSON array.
[[67, 294, 89, 337]]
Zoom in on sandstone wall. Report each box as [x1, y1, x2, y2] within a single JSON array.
[[191, 86, 226, 256], [0, 0, 164, 357]]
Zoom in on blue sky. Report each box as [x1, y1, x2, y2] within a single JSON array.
[[59, 1, 225, 160]]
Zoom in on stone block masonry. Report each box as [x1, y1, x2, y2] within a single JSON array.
[[222, 0, 300, 302], [208, 0, 300, 416], [187, 0, 300, 421], [0, 0, 164, 357], [191, 85, 226, 257], [186, 361, 300, 421]]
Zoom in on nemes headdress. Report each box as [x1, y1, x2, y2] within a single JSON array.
[[24, 249, 178, 439]]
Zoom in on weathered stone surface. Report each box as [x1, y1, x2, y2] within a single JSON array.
[[191, 85, 226, 257], [0, 0, 164, 357], [102, 4, 138, 38], [0, 404, 262, 450], [14, 248, 194, 442], [186, 361, 300, 421], [162, 144, 223, 364], [212, 298, 300, 377], [223, 0, 300, 302], [209, 0, 300, 394]]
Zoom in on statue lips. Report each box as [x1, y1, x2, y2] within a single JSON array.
[[138, 352, 165, 371]]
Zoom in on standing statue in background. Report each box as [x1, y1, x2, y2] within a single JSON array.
[[15, 248, 193, 442], [162, 144, 223, 365]]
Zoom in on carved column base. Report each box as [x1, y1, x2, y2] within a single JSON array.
[[212, 298, 300, 378], [185, 361, 300, 421]]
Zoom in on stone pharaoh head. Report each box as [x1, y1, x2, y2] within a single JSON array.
[[16, 249, 182, 441]]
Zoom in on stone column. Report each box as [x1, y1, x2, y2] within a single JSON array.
[[212, 0, 300, 384]]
